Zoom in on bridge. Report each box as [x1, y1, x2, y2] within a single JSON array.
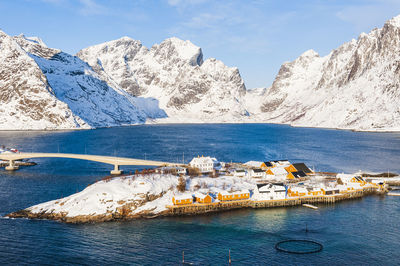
[[0, 152, 184, 175]]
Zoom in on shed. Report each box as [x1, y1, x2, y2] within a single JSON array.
[[292, 163, 313, 174], [193, 192, 213, 204], [172, 193, 193, 205], [218, 190, 250, 201], [287, 171, 307, 179]]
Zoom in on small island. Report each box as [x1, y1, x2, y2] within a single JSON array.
[[7, 156, 396, 223]]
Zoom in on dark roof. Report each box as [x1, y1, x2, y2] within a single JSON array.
[[257, 183, 270, 189], [272, 160, 289, 163], [253, 168, 265, 173], [292, 171, 307, 178], [292, 163, 312, 174], [355, 176, 363, 181], [264, 161, 273, 167]]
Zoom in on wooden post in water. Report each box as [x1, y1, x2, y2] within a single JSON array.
[[228, 249, 231, 265], [182, 251, 184, 265]]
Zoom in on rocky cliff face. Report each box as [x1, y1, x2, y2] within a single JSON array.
[[0, 31, 87, 130], [257, 15, 400, 131], [0, 31, 165, 130], [77, 37, 249, 122]]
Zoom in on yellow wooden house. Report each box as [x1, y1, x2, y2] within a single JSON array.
[[193, 192, 213, 203], [172, 194, 193, 205], [218, 190, 250, 201]]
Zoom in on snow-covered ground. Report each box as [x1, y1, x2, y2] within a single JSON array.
[[10, 168, 390, 223], [22, 174, 257, 220]]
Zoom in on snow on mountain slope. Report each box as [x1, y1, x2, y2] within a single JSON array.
[[256, 15, 400, 131], [77, 37, 250, 122], [0, 31, 88, 130], [12, 34, 153, 128], [0, 30, 167, 130]]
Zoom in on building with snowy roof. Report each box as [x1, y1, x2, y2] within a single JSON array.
[[248, 168, 266, 178], [266, 167, 288, 177], [193, 192, 213, 203], [189, 156, 214, 173], [172, 193, 193, 205], [253, 183, 286, 200], [287, 171, 307, 179], [218, 190, 250, 201]]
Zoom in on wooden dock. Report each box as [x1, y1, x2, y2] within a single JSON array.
[[165, 187, 380, 216]]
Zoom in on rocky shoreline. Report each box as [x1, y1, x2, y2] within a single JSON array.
[[6, 188, 384, 224]]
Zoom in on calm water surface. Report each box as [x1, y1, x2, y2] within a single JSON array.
[[0, 124, 399, 265]]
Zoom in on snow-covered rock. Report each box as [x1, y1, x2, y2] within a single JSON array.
[[6, 174, 256, 223], [253, 15, 400, 131], [0, 30, 165, 130], [77, 37, 250, 122]]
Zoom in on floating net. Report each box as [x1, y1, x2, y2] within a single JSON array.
[[275, 239, 323, 254]]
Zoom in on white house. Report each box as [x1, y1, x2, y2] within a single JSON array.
[[211, 157, 222, 170], [272, 160, 291, 167], [248, 168, 265, 178], [267, 167, 288, 179], [253, 183, 286, 200], [233, 169, 246, 177], [156, 166, 186, 175], [189, 156, 214, 173]]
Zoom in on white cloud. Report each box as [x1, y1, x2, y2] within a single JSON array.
[[167, 0, 210, 7], [78, 0, 107, 16]]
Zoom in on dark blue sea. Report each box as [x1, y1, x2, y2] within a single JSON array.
[[0, 124, 399, 265]]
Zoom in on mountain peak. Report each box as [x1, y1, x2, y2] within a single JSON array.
[[386, 14, 400, 27], [300, 49, 319, 58], [155, 37, 203, 66], [16, 33, 47, 47]]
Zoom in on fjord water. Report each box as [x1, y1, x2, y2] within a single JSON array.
[[0, 124, 399, 265]]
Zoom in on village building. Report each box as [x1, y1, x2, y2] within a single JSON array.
[[266, 167, 288, 179], [260, 161, 274, 169], [233, 169, 246, 177], [292, 163, 313, 175], [248, 168, 265, 178], [193, 192, 213, 203], [287, 186, 308, 197], [287, 171, 307, 180], [211, 157, 222, 170], [307, 187, 324, 196], [189, 156, 215, 173], [156, 166, 186, 175], [321, 187, 340, 195], [172, 193, 193, 205], [218, 190, 250, 201], [253, 183, 286, 200]]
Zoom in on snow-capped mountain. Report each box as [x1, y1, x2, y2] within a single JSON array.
[[2, 13, 400, 131], [255, 15, 400, 131], [0, 30, 166, 130], [77, 37, 249, 122]]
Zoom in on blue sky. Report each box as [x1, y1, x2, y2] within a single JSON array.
[[1, 0, 400, 88]]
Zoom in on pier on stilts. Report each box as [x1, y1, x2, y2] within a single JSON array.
[[166, 187, 379, 216]]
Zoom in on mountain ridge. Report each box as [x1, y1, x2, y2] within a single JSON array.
[[1, 14, 400, 131]]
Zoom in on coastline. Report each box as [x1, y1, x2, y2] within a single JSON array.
[[6, 187, 383, 224], [0, 121, 399, 133]]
